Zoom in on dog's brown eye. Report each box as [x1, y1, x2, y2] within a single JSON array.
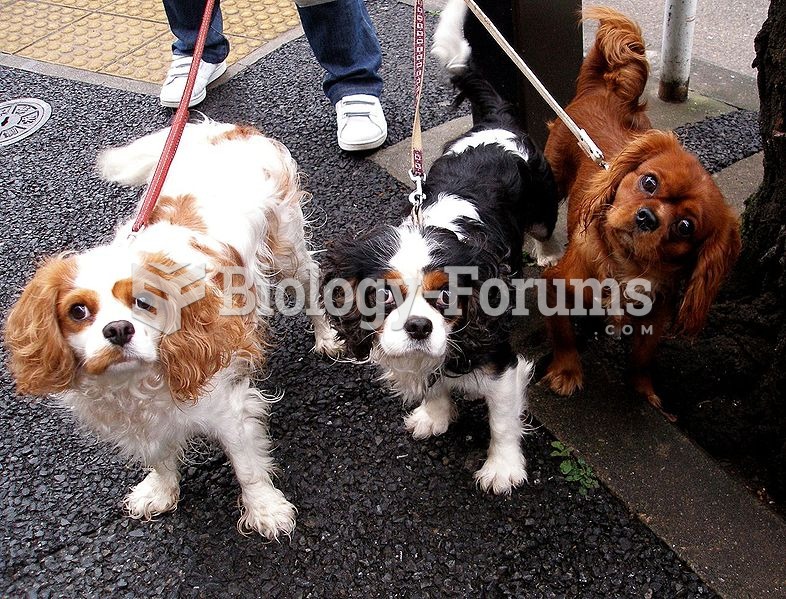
[[134, 296, 155, 312], [675, 218, 695, 237], [69, 304, 90, 321], [639, 174, 658, 195], [376, 287, 395, 305], [435, 289, 451, 309]]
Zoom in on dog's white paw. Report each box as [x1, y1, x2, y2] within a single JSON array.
[[533, 237, 565, 267], [405, 400, 455, 440], [474, 450, 528, 495], [124, 470, 180, 519], [313, 329, 345, 358], [536, 251, 563, 268], [237, 487, 296, 540]]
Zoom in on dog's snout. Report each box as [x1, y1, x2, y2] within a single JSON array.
[[404, 316, 433, 340], [635, 207, 659, 232], [103, 320, 135, 346]]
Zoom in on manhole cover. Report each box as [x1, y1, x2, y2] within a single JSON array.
[[0, 98, 52, 147]]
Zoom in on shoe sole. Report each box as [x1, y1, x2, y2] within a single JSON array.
[[338, 132, 387, 152], [159, 61, 228, 108]]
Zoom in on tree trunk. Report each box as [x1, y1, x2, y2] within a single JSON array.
[[663, 2, 786, 508], [737, 0, 786, 498], [746, 2, 786, 288]]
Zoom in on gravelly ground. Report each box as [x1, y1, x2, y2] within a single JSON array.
[[0, 1, 759, 596], [675, 109, 761, 173]]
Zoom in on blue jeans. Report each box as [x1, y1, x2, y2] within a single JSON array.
[[162, 0, 228, 64], [161, 0, 383, 104]]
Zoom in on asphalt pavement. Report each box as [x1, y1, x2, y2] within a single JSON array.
[[0, 1, 767, 596]]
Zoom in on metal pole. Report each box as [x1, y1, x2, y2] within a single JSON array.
[[659, 0, 698, 102]]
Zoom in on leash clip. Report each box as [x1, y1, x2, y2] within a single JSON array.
[[577, 128, 610, 170], [408, 169, 426, 209], [408, 169, 426, 226]]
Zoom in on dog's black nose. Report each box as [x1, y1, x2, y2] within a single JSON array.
[[103, 320, 135, 346], [404, 316, 433, 340], [635, 207, 659, 232]]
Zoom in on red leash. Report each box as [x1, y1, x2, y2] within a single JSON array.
[[131, 0, 217, 233]]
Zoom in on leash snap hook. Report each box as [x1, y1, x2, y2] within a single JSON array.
[[577, 128, 610, 170], [408, 169, 426, 209]]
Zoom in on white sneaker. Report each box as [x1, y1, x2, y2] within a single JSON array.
[[335, 94, 387, 151], [159, 55, 227, 108]]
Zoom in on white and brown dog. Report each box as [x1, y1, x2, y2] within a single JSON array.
[[4, 120, 342, 539]]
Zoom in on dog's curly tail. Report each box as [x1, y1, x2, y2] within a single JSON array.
[[431, 0, 471, 74], [96, 118, 235, 187], [579, 6, 649, 115]]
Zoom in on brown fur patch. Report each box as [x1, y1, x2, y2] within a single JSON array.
[[83, 346, 125, 375], [138, 246, 266, 401], [422, 270, 449, 292], [211, 124, 261, 143], [5, 255, 80, 394], [383, 270, 408, 297], [158, 282, 264, 402], [57, 289, 100, 335], [149, 194, 207, 233], [112, 278, 162, 315], [190, 240, 244, 270], [111, 279, 134, 307]]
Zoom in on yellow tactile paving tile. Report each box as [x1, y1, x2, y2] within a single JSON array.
[[43, 0, 115, 11], [100, 31, 172, 83], [102, 31, 272, 85], [0, 0, 88, 54], [101, 0, 168, 24], [17, 12, 169, 71], [225, 32, 269, 62], [224, 0, 300, 40], [0, 0, 302, 84]]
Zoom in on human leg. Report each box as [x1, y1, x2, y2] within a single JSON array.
[[160, 0, 229, 107], [296, 0, 387, 150], [162, 0, 229, 63], [296, 0, 383, 103]]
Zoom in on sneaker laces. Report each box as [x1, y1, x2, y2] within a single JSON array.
[[165, 56, 193, 84], [339, 98, 378, 119]]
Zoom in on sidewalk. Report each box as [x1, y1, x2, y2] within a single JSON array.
[[1, 1, 782, 597], [0, 0, 299, 85]]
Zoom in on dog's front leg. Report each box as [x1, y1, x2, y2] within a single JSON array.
[[404, 382, 456, 440], [124, 454, 181, 520], [475, 356, 531, 494], [630, 304, 675, 421], [542, 274, 584, 395], [216, 382, 296, 540]]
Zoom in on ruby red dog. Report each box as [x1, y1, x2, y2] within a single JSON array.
[[542, 7, 741, 418]]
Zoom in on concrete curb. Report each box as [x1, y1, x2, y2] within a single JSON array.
[[529, 387, 786, 598]]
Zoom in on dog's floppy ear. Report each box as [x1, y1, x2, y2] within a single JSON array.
[[138, 253, 264, 402], [319, 240, 375, 360], [676, 205, 741, 336], [449, 247, 514, 372], [158, 289, 262, 401], [5, 256, 79, 395], [581, 130, 679, 229]]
